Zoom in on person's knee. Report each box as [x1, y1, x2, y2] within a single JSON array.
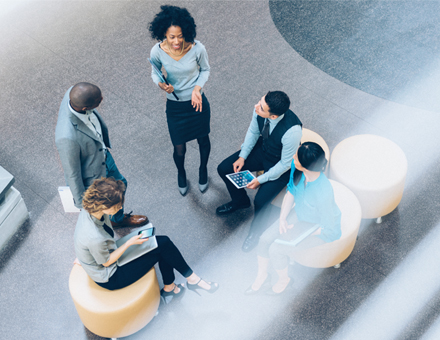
[[157, 235, 172, 247], [258, 232, 273, 251], [173, 144, 186, 157], [268, 243, 279, 257], [175, 149, 186, 157], [254, 194, 269, 212], [217, 159, 229, 177], [268, 243, 286, 265], [197, 135, 210, 147]]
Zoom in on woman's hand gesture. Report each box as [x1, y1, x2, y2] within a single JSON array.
[[159, 82, 175, 94], [102, 234, 148, 267], [279, 219, 293, 234], [127, 234, 149, 247], [192, 86, 203, 112]]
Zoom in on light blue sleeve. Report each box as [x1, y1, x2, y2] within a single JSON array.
[[258, 125, 302, 184], [195, 43, 210, 88], [149, 44, 163, 86], [239, 110, 260, 160]]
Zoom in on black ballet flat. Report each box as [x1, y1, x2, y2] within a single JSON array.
[[244, 274, 271, 295], [187, 278, 219, 295], [160, 283, 186, 304]]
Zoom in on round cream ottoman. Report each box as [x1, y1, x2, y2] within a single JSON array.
[[330, 134, 407, 222], [271, 128, 330, 207], [288, 180, 362, 268], [69, 265, 160, 338]]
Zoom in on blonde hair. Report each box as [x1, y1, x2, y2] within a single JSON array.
[[82, 177, 125, 214]]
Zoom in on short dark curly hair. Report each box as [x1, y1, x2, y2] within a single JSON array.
[[82, 177, 125, 214], [149, 5, 197, 43]]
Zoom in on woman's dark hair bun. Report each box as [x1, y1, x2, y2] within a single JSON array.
[[293, 142, 327, 186]]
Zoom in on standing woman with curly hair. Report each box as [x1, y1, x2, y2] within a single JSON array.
[[149, 5, 211, 196]]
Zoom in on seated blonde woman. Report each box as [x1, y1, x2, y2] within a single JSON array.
[[74, 177, 218, 301], [246, 142, 341, 295]]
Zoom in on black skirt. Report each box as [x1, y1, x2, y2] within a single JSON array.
[[165, 93, 211, 145]]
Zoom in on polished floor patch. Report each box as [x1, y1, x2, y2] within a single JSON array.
[[270, 0, 440, 112]]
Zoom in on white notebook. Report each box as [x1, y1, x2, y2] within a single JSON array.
[[274, 224, 320, 247]]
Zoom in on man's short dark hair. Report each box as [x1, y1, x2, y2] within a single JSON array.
[[265, 91, 290, 115], [70, 82, 101, 108]]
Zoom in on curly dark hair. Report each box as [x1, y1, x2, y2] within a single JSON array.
[[82, 177, 125, 214], [149, 5, 197, 43]]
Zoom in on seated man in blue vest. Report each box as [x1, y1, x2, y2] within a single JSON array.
[[217, 91, 302, 252]]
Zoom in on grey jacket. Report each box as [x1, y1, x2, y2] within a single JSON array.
[[55, 87, 111, 208]]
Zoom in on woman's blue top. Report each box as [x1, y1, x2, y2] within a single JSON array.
[[287, 161, 342, 243], [150, 40, 210, 101]]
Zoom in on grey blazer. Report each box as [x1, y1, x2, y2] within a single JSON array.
[[55, 87, 111, 208]]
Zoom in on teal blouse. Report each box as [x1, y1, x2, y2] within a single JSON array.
[[287, 161, 342, 242]]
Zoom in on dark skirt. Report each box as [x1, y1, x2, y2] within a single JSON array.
[[166, 93, 211, 145]]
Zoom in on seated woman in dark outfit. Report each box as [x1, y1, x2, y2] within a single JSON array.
[[74, 177, 218, 299], [246, 142, 341, 295]]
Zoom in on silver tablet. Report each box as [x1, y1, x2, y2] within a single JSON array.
[[226, 170, 256, 189]]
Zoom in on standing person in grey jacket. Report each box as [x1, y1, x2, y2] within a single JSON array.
[[55, 82, 148, 228]]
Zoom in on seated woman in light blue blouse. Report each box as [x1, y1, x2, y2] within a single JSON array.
[[246, 142, 342, 295], [149, 5, 211, 196]]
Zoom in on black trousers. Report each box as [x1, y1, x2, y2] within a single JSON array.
[[217, 144, 291, 237], [96, 236, 193, 291]]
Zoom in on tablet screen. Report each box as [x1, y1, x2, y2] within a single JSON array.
[[226, 170, 256, 189]]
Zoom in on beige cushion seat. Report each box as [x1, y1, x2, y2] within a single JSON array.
[[329, 134, 407, 221], [69, 265, 160, 338]]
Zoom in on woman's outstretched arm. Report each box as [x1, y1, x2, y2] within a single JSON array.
[[279, 191, 295, 234]]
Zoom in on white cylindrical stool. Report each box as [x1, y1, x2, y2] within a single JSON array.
[[330, 134, 407, 221]]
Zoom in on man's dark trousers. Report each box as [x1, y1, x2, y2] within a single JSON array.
[[105, 151, 127, 223], [217, 142, 291, 237]]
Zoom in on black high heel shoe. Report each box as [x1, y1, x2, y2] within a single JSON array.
[[187, 278, 219, 296], [160, 283, 186, 304], [198, 167, 208, 193], [178, 172, 188, 196], [244, 274, 271, 295]]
